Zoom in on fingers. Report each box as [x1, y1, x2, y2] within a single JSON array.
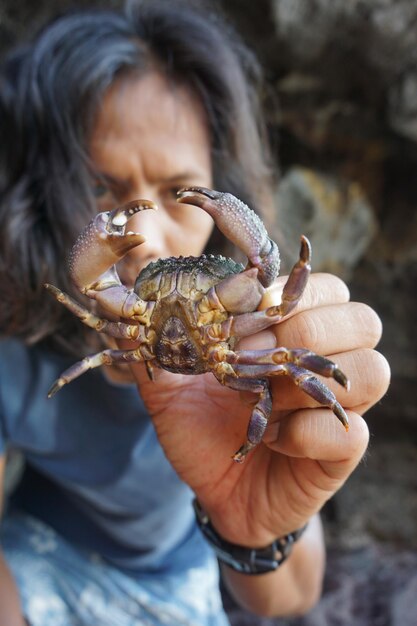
[[275, 301, 383, 355], [238, 269, 388, 417], [264, 409, 370, 477], [237, 300, 382, 362], [342, 348, 390, 413], [269, 348, 390, 415], [248, 272, 382, 357], [261, 272, 350, 313]]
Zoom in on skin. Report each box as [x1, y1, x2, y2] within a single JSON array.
[[89, 73, 214, 284], [89, 73, 390, 616], [0, 71, 390, 622], [0, 461, 28, 626]]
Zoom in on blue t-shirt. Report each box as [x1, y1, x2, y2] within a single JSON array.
[[0, 338, 210, 574]]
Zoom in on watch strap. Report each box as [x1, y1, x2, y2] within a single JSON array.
[[193, 499, 307, 575]]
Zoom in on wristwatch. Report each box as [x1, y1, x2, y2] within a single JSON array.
[[193, 498, 308, 575]]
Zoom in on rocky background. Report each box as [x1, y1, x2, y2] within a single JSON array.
[[1, 1, 416, 625]]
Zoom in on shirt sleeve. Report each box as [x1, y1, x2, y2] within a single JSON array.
[[0, 376, 7, 456]]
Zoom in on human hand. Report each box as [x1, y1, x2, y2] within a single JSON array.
[[123, 272, 390, 547]]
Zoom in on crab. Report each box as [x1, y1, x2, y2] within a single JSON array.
[[45, 187, 349, 462]]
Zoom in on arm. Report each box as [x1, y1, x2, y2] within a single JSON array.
[[221, 514, 325, 617], [0, 455, 28, 626], [124, 273, 390, 617]]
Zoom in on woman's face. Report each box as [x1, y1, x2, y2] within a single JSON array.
[[89, 73, 214, 287]]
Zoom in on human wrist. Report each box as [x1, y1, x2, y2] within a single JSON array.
[[193, 495, 272, 548], [194, 495, 304, 548], [193, 499, 308, 575]]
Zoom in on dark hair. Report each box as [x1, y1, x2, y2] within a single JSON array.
[[0, 0, 276, 355]]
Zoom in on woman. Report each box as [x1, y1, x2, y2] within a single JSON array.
[[0, 1, 389, 624]]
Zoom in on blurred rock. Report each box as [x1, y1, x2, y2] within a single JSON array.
[[389, 70, 417, 142], [0, 0, 122, 57], [271, 0, 417, 86], [325, 441, 417, 549], [276, 167, 377, 278], [219, 2, 417, 623], [224, 544, 417, 626], [269, 0, 417, 144]]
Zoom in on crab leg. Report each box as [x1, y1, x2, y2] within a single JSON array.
[[44, 284, 144, 340], [202, 236, 312, 340], [234, 235, 310, 333], [205, 267, 265, 314], [177, 187, 280, 287], [274, 236, 311, 318], [229, 346, 349, 390], [47, 347, 146, 398], [219, 376, 272, 463], [69, 199, 157, 320], [230, 362, 349, 431]]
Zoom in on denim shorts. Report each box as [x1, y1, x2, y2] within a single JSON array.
[[1, 510, 230, 626]]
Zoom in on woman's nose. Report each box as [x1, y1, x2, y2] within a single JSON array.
[[124, 205, 168, 264], [116, 209, 166, 287]]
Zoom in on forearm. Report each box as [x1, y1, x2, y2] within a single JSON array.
[[0, 551, 27, 626], [221, 515, 325, 617]]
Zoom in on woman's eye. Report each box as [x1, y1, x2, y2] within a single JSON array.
[[92, 182, 110, 198], [158, 187, 180, 208], [167, 186, 183, 199]]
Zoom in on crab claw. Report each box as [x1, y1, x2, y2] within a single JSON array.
[[69, 199, 157, 293], [177, 187, 280, 287]]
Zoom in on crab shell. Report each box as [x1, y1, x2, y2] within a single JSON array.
[[134, 255, 246, 374]]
